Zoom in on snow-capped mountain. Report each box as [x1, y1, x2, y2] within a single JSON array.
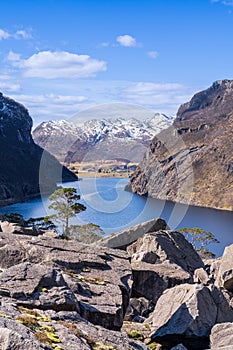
[[33, 113, 174, 163]]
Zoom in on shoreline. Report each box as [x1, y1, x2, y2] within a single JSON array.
[[77, 171, 130, 179]]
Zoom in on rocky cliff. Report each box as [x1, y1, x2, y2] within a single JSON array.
[[128, 80, 233, 210], [0, 93, 77, 206]]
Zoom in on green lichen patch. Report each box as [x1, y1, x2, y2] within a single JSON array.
[[127, 329, 144, 342], [17, 306, 61, 347]]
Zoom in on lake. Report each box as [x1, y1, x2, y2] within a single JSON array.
[[0, 177, 232, 257]]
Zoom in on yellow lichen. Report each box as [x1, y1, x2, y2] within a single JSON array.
[[0, 313, 12, 319], [148, 342, 159, 350], [82, 267, 91, 273], [127, 329, 144, 342], [92, 342, 115, 350], [45, 331, 61, 343], [17, 306, 61, 347]]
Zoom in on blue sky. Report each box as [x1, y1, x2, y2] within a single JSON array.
[[0, 0, 233, 125]]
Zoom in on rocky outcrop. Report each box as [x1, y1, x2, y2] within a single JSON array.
[[215, 244, 233, 291], [127, 231, 204, 274], [147, 284, 217, 349], [98, 218, 168, 249], [126, 230, 203, 308], [1, 221, 233, 349], [128, 80, 233, 210], [0, 230, 151, 349], [210, 323, 233, 349], [0, 93, 77, 206]]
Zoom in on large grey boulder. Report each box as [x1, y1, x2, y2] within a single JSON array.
[[210, 286, 233, 323], [127, 230, 204, 274], [0, 262, 79, 312], [215, 244, 233, 291], [131, 261, 191, 304], [210, 323, 233, 349], [148, 284, 217, 349], [0, 234, 132, 331], [126, 230, 202, 311], [98, 218, 168, 249]]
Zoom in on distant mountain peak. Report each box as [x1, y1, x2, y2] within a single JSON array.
[[33, 113, 174, 163]]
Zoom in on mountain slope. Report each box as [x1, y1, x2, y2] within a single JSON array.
[[128, 80, 233, 210], [0, 93, 77, 206], [33, 114, 173, 163]]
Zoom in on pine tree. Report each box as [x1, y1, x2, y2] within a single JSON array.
[[46, 187, 86, 238]]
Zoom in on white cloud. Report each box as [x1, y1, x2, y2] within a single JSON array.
[[100, 42, 110, 47], [147, 51, 158, 59], [124, 82, 193, 115], [8, 50, 107, 79], [0, 74, 20, 91], [0, 29, 10, 40], [14, 30, 32, 40], [211, 0, 233, 5], [0, 82, 20, 92], [116, 34, 137, 47], [128, 82, 184, 93], [6, 51, 21, 62], [10, 93, 89, 126], [0, 28, 32, 40]]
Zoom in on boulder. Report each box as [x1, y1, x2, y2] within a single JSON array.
[[131, 261, 191, 304], [210, 286, 233, 323], [0, 221, 25, 234], [0, 233, 132, 331], [127, 230, 204, 274], [0, 262, 79, 312], [125, 297, 153, 322], [209, 258, 221, 282], [215, 244, 233, 291], [98, 218, 168, 249], [194, 268, 209, 285], [148, 283, 217, 350], [0, 324, 44, 350], [210, 323, 233, 349]]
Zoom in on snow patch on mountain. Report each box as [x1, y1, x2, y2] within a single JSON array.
[[34, 113, 173, 143]]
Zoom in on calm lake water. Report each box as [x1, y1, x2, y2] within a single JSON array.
[[0, 177, 232, 257]]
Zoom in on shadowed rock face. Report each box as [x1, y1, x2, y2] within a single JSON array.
[[128, 80, 233, 210], [0, 93, 77, 206]]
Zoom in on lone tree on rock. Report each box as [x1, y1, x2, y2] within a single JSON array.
[[179, 227, 219, 259], [46, 187, 86, 238]]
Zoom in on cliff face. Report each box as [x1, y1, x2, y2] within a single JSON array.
[[128, 80, 233, 210], [0, 93, 77, 206]]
